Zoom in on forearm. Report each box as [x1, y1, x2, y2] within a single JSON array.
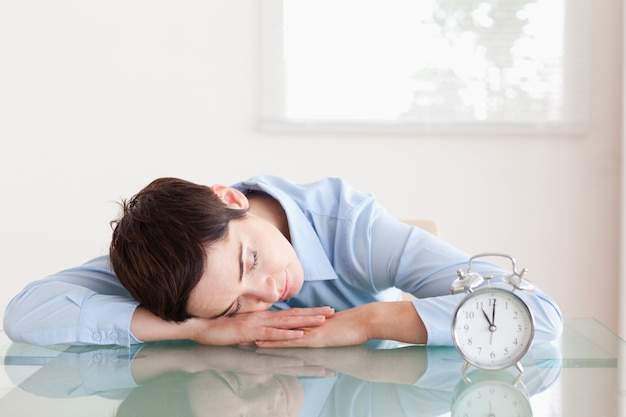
[[363, 301, 427, 345], [256, 302, 427, 348], [130, 306, 197, 343], [4, 256, 139, 347], [4, 282, 137, 346]]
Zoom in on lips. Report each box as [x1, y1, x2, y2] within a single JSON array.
[[279, 270, 290, 301]]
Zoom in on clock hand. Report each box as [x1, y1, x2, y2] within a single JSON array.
[[483, 298, 496, 344], [482, 308, 493, 326], [482, 308, 496, 345], [482, 303, 498, 345]]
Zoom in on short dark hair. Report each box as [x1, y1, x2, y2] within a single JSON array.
[[109, 177, 247, 322]]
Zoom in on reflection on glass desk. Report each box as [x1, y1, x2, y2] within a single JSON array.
[[0, 318, 623, 417]]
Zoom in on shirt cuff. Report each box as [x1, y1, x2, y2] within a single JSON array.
[[78, 294, 140, 347], [411, 293, 465, 346]]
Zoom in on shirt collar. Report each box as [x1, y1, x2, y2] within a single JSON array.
[[232, 179, 337, 281]]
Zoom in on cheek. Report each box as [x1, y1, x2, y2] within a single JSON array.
[[187, 279, 230, 318], [266, 230, 298, 264], [186, 292, 208, 318]]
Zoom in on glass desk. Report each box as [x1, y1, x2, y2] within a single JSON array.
[[0, 318, 623, 417]]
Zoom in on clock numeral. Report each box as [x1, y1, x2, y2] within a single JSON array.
[[465, 311, 475, 319]]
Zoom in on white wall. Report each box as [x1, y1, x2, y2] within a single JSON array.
[[622, 0, 626, 339], [1, 0, 623, 336]]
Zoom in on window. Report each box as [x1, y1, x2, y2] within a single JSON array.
[[261, 0, 588, 132]]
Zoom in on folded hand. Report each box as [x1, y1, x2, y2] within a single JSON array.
[[190, 306, 335, 346]]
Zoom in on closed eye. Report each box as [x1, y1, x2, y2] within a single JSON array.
[[217, 248, 259, 317], [226, 299, 242, 317], [250, 250, 259, 272]]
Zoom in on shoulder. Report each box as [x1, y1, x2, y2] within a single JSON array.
[[241, 176, 374, 217]]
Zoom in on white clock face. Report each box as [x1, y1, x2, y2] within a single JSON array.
[[452, 287, 534, 370]]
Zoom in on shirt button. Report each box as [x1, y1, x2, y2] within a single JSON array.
[[93, 333, 101, 340]]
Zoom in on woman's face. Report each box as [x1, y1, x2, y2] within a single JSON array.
[[187, 213, 305, 319]]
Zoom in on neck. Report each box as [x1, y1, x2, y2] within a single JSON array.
[[246, 192, 291, 241]]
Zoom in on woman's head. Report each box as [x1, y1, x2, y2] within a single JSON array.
[[109, 177, 247, 322], [110, 177, 305, 322]]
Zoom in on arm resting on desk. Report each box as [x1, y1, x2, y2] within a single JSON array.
[[3, 256, 139, 347]]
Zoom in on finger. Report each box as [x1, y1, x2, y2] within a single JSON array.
[[253, 328, 305, 341], [240, 313, 326, 330], [273, 306, 335, 318], [271, 314, 327, 329], [254, 340, 301, 348]]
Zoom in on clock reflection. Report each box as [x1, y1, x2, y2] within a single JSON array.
[[3, 340, 560, 417], [451, 368, 534, 417]]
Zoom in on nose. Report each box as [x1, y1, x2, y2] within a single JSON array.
[[248, 274, 280, 304]]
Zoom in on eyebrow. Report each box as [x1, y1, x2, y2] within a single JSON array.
[[211, 241, 244, 319]]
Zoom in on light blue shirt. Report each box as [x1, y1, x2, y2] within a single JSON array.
[[3, 176, 563, 347]]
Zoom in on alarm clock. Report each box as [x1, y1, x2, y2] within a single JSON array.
[[450, 253, 535, 372]]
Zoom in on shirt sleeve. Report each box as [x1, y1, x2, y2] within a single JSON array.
[[367, 207, 563, 346], [3, 256, 140, 347]]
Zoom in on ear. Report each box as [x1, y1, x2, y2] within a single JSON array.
[[210, 185, 250, 210]]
